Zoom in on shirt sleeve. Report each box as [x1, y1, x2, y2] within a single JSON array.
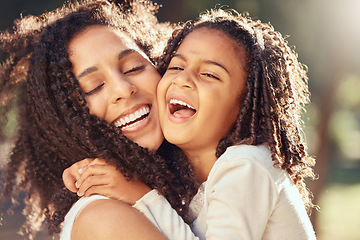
[[204, 157, 278, 240], [133, 189, 200, 240]]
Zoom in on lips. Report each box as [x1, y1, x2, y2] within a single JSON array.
[[113, 105, 150, 131], [168, 98, 196, 119]]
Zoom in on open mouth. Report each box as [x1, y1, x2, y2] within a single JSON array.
[[169, 99, 196, 118], [114, 105, 150, 130]]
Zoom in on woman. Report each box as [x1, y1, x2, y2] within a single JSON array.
[[0, 1, 198, 239]]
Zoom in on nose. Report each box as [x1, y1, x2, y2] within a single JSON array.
[[171, 69, 195, 89], [111, 75, 137, 103]]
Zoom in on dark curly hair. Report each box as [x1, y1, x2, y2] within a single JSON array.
[[159, 9, 316, 211], [0, 0, 198, 238]]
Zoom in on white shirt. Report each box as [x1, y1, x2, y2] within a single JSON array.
[[133, 144, 316, 240]]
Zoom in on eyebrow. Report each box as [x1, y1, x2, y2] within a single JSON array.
[[77, 66, 98, 79], [76, 49, 137, 79], [172, 54, 229, 74], [203, 59, 229, 74], [118, 49, 136, 60]]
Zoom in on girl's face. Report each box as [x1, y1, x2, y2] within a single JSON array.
[[157, 27, 248, 153], [68, 25, 163, 150]]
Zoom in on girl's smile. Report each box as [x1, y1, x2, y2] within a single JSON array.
[[167, 95, 197, 123], [158, 27, 248, 155]]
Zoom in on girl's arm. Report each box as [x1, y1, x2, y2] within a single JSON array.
[[132, 189, 200, 239], [63, 158, 150, 204], [63, 159, 200, 240]]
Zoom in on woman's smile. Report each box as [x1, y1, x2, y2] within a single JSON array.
[[113, 104, 151, 132], [69, 25, 164, 150]]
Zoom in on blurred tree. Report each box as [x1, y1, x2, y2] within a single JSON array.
[[0, 0, 66, 30]]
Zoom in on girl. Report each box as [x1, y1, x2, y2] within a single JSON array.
[[69, 8, 317, 240], [0, 1, 198, 239]]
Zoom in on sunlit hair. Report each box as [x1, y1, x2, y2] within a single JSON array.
[[159, 9, 316, 211], [0, 0, 198, 238]]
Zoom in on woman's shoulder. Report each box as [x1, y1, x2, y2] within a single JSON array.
[[61, 195, 108, 240], [71, 198, 135, 239], [74, 197, 132, 222], [71, 197, 167, 240]]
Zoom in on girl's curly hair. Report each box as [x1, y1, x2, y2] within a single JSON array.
[[0, 0, 198, 238], [159, 9, 316, 211]]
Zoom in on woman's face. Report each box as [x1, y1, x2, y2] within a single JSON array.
[[157, 27, 248, 153], [68, 25, 163, 150]]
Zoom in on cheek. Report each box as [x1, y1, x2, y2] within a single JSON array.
[[210, 93, 240, 131], [156, 78, 168, 104], [156, 79, 171, 125], [141, 71, 161, 96], [148, 79, 160, 97], [212, 103, 239, 140], [149, 72, 161, 88], [85, 96, 107, 120]]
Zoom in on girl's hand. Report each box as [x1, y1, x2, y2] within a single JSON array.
[[75, 158, 151, 205], [62, 158, 95, 193]]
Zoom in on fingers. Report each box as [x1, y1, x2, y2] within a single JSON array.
[[78, 158, 107, 174], [89, 158, 107, 165], [76, 164, 119, 196], [63, 167, 79, 193], [77, 174, 109, 196], [62, 158, 95, 192]]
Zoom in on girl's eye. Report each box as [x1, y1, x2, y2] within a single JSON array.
[[124, 65, 145, 75], [202, 73, 220, 80], [85, 83, 105, 96]]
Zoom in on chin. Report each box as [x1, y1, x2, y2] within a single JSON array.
[[140, 135, 164, 151]]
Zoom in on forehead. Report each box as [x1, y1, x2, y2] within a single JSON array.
[[68, 25, 138, 55], [178, 27, 248, 69]]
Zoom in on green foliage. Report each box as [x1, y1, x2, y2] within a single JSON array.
[[317, 183, 360, 240]]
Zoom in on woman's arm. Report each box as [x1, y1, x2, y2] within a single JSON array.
[[71, 198, 167, 240]]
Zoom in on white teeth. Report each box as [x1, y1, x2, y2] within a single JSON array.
[[169, 99, 195, 110], [135, 111, 141, 118], [114, 106, 150, 128], [122, 117, 146, 130], [129, 114, 136, 121]]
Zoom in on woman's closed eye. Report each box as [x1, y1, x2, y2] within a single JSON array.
[[85, 83, 105, 96], [124, 65, 145, 75]]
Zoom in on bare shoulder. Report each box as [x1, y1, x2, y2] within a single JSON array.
[[71, 198, 166, 240]]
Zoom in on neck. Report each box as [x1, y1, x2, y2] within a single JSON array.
[[183, 147, 218, 183]]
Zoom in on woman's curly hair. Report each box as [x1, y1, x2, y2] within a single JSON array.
[[0, 0, 198, 238], [159, 9, 316, 211]]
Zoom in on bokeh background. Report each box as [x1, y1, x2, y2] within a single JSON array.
[[1, 0, 359, 239]]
